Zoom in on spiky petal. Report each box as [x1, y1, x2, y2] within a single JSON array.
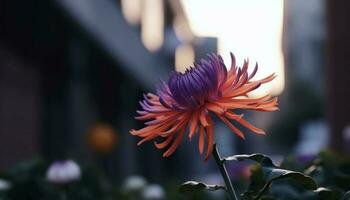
[[130, 53, 279, 160]]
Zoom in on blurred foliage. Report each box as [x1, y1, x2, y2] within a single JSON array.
[[1, 150, 350, 199], [181, 151, 350, 200], [0, 159, 112, 200]]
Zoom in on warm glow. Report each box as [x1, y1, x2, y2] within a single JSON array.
[[180, 0, 285, 96], [173, 15, 195, 43], [141, 0, 164, 52], [121, 0, 142, 25], [175, 44, 195, 73]]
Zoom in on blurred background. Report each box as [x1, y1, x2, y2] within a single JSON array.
[[0, 0, 349, 199]]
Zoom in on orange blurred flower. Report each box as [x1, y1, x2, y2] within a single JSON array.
[[87, 123, 118, 154], [130, 53, 278, 160]]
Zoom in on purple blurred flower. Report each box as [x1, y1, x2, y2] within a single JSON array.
[[123, 175, 147, 192], [142, 184, 166, 200], [46, 160, 81, 184]]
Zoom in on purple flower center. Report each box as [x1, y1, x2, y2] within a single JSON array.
[[163, 54, 227, 109]]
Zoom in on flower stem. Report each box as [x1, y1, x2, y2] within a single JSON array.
[[254, 182, 272, 200], [212, 143, 239, 200]]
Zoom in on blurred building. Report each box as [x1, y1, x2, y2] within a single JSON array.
[[0, 0, 217, 183], [284, 0, 326, 92], [258, 0, 327, 154], [0, 0, 170, 180]]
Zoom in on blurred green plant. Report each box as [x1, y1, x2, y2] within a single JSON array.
[[180, 151, 350, 200], [0, 159, 112, 200], [1, 150, 350, 200]]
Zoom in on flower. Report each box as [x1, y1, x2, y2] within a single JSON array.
[[123, 175, 148, 192], [130, 53, 279, 160], [46, 160, 81, 184], [0, 179, 11, 191], [142, 184, 166, 200], [86, 123, 118, 154]]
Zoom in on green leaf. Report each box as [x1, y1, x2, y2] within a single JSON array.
[[263, 167, 317, 190], [314, 187, 343, 200], [224, 154, 317, 190], [314, 187, 332, 193], [178, 181, 225, 194], [223, 154, 277, 167], [225, 153, 318, 199]]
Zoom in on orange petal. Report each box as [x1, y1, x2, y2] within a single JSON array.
[[229, 52, 237, 73], [188, 111, 199, 140], [205, 116, 214, 160], [256, 98, 279, 111], [227, 82, 261, 98], [234, 69, 248, 88], [206, 102, 226, 115], [199, 109, 209, 127], [135, 122, 174, 137], [225, 111, 244, 120], [157, 112, 191, 136], [257, 107, 280, 112], [258, 73, 276, 84], [219, 95, 271, 105], [198, 126, 205, 154], [205, 124, 214, 161], [227, 114, 265, 135], [218, 115, 245, 139], [145, 112, 181, 126], [154, 134, 174, 149], [137, 134, 158, 145], [163, 126, 186, 157]]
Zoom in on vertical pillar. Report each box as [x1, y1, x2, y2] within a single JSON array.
[[326, 0, 350, 153]]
